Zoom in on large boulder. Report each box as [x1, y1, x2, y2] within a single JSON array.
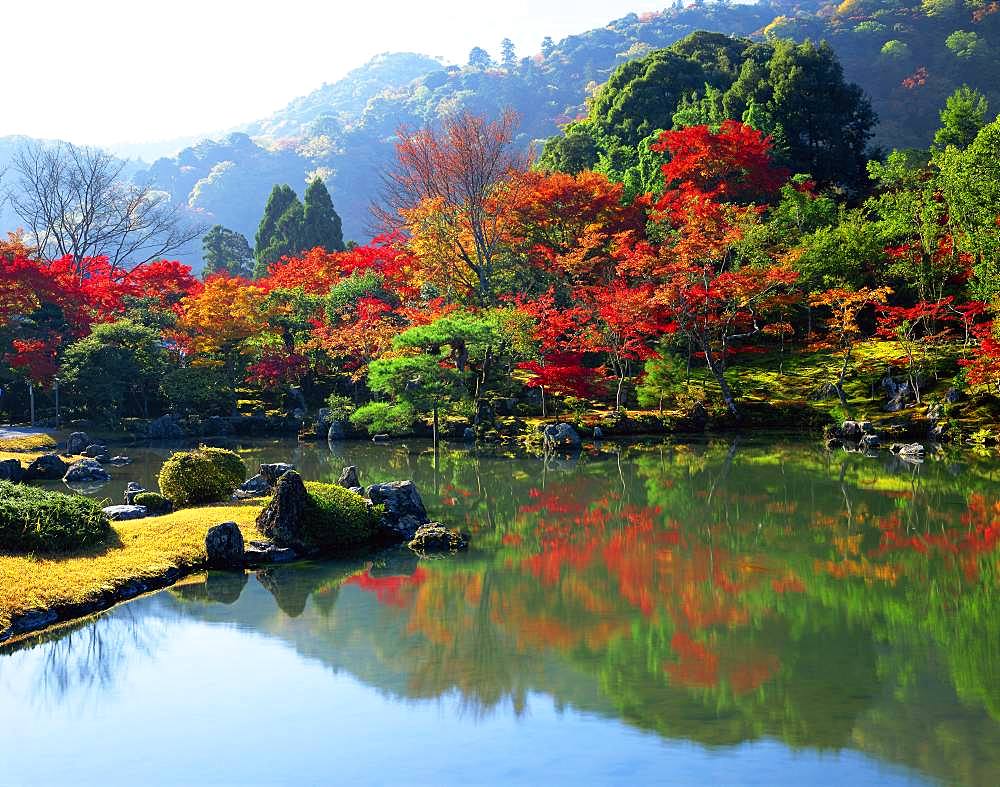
[[148, 414, 185, 440], [260, 463, 295, 487], [256, 471, 310, 551], [543, 422, 582, 452], [232, 474, 269, 500], [0, 458, 23, 483], [205, 522, 245, 570], [366, 480, 430, 541], [63, 458, 112, 484], [338, 466, 360, 489], [66, 431, 90, 455], [103, 504, 147, 521], [883, 377, 916, 412], [839, 421, 874, 440], [327, 421, 346, 441], [891, 442, 925, 460], [408, 523, 470, 554], [82, 444, 109, 459], [25, 454, 68, 480]]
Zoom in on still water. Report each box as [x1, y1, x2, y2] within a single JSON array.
[[3, 437, 1000, 786]]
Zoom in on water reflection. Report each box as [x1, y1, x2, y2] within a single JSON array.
[[4, 438, 1000, 785]]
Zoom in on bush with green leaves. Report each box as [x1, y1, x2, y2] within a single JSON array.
[[158, 447, 247, 506], [0, 481, 111, 553], [160, 366, 235, 417], [302, 482, 381, 550], [133, 492, 173, 515]]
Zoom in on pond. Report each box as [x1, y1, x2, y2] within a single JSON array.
[[3, 437, 1000, 786]]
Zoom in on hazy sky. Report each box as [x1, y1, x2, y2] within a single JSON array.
[[5, 0, 654, 146]]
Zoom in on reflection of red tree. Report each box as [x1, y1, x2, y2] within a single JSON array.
[[344, 567, 428, 607]]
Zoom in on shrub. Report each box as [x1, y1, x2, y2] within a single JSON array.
[[158, 447, 247, 506], [133, 492, 173, 515], [0, 481, 111, 553], [160, 366, 235, 417], [302, 482, 381, 550]]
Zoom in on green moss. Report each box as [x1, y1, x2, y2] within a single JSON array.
[[0, 481, 111, 553], [159, 447, 247, 506], [302, 482, 382, 550], [133, 492, 173, 515]]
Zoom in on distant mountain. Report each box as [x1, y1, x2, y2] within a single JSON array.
[[8, 2, 1000, 270]]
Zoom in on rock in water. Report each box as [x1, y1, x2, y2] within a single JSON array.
[[891, 442, 925, 460], [66, 432, 90, 455], [82, 444, 109, 459], [25, 454, 68, 480], [260, 463, 295, 487], [233, 474, 269, 500], [103, 505, 148, 521], [337, 466, 360, 489], [408, 523, 470, 554], [327, 421, 346, 441], [543, 423, 581, 452], [256, 471, 309, 551], [205, 522, 245, 569], [63, 458, 112, 484], [0, 459, 23, 483], [124, 482, 147, 505], [839, 421, 874, 440], [366, 480, 430, 541]]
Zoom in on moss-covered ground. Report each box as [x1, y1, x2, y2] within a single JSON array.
[[0, 500, 265, 634]]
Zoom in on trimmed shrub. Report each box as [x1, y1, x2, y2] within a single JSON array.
[[0, 481, 111, 553], [133, 492, 173, 515], [159, 447, 246, 506], [302, 482, 381, 550]]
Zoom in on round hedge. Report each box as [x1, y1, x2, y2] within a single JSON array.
[[133, 492, 173, 515], [0, 480, 111, 553], [302, 482, 381, 551], [158, 447, 246, 506]]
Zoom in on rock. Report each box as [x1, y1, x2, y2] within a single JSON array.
[[291, 408, 306, 420], [408, 523, 470, 554], [66, 431, 90, 454], [925, 402, 944, 421], [82, 444, 108, 459], [256, 471, 310, 551], [882, 377, 915, 412], [593, 426, 603, 439], [543, 422, 582, 452], [840, 421, 874, 440], [148, 414, 184, 440], [244, 540, 298, 566], [338, 466, 360, 489], [64, 459, 112, 484], [25, 454, 68, 480], [366, 480, 430, 541], [124, 482, 147, 505], [205, 522, 245, 569], [945, 387, 961, 404], [233, 474, 269, 500], [860, 433, 881, 450], [463, 427, 475, 441], [373, 434, 390, 442], [929, 422, 948, 442], [260, 462, 295, 487], [891, 442, 925, 459], [327, 421, 346, 441], [107, 456, 132, 466], [0, 458, 23, 483], [103, 505, 148, 521]]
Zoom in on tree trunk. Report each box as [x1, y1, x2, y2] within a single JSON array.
[[433, 405, 440, 451], [541, 386, 547, 418], [703, 348, 738, 416]]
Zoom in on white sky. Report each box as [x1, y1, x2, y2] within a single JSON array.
[[4, 0, 654, 146]]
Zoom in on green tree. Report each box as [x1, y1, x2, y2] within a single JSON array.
[[536, 122, 600, 174], [302, 178, 345, 253], [202, 225, 254, 278], [933, 87, 989, 152], [254, 184, 304, 278], [468, 46, 493, 69], [500, 38, 517, 70], [945, 31, 985, 59], [60, 320, 167, 421]]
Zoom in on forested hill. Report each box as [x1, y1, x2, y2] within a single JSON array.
[[142, 0, 1000, 253]]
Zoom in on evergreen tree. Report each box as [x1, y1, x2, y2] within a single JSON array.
[[254, 184, 303, 278], [302, 178, 345, 252], [933, 86, 990, 151], [468, 46, 493, 70], [541, 36, 555, 58], [501, 38, 517, 70], [202, 225, 254, 278]]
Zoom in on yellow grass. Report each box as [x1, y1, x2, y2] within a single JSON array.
[[0, 432, 57, 455], [0, 500, 266, 633]]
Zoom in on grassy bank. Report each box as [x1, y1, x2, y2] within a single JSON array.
[[0, 432, 58, 463], [0, 501, 265, 638]]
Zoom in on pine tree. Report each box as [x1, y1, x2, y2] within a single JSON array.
[[501, 38, 517, 70], [468, 47, 493, 70], [302, 178, 345, 252], [541, 36, 555, 58], [254, 184, 303, 278], [202, 225, 253, 278]]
